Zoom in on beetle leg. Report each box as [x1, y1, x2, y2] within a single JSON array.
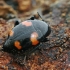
[[23, 56, 31, 69], [23, 56, 26, 65], [18, 55, 27, 65], [26, 44, 40, 56]]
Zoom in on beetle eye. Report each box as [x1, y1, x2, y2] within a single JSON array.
[[30, 16, 35, 20], [14, 20, 20, 26]]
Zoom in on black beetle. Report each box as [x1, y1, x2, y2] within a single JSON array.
[[3, 15, 51, 55]]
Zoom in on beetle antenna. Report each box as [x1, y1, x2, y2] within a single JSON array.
[[37, 12, 48, 23], [37, 12, 44, 21]]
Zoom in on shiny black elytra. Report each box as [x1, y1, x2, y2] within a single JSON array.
[[3, 16, 51, 55]]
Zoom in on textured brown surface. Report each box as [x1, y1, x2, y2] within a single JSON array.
[[0, 0, 17, 18]]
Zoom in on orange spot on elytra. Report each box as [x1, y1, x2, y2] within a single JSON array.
[[22, 21, 32, 27], [9, 30, 14, 36], [14, 41, 22, 50], [30, 32, 39, 46]]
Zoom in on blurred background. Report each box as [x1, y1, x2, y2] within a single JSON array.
[[0, 0, 70, 23], [0, 0, 70, 26]]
